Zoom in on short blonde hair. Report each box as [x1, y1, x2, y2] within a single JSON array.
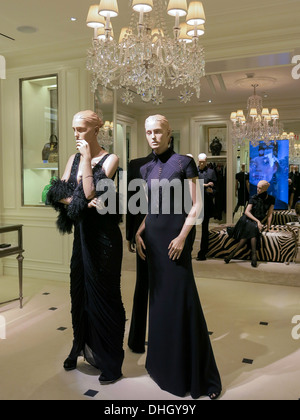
[[257, 180, 270, 192], [145, 114, 171, 137], [73, 110, 103, 128]]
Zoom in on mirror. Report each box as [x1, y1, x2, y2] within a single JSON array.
[[171, 130, 180, 154], [20, 74, 58, 206], [94, 85, 114, 153]]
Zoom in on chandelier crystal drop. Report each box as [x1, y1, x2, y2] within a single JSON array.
[[230, 84, 282, 147], [86, 0, 206, 104]]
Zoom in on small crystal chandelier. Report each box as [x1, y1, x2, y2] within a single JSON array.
[[285, 132, 299, 159], [230, 84, 281, 147], [86, 0, 206, 105], [98, 120, 114, 148]]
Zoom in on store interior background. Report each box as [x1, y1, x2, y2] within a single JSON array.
[[1, 0, 300, 282], [0, 0, 300, 400]]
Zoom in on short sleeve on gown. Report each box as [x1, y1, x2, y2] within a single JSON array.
[[185, 158, 198, 179]]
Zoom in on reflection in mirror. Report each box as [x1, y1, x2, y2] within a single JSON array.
[[94, 85, 114, 153], [171, 130, 180, 154], [126, 125, 131, 167], [20, 75, 58, 206], [233, 143, 250, 220]]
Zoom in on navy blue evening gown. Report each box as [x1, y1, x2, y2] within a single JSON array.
[[140, 148, 221, 399]]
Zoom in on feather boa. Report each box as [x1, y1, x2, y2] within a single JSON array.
[[46, 178, 76, 234], [47, 160, 120, 234]]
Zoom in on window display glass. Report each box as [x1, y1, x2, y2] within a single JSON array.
[[20, 75, 58, 206]]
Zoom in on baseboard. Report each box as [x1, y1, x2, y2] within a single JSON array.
[[3, 264, 69, 282]]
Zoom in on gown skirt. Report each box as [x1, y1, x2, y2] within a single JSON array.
[[145, 212, 221, 399], [69, 209, 125, 380], [227, 214, 261, 247]]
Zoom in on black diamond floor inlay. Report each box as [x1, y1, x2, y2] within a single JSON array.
[[57, 327, 67, 331], [42, 292, 50, 295], [242, 358, 253, 364], [259, 322, 269, 326], [48, 307, 57, 311], [84, 389, 99, 397]]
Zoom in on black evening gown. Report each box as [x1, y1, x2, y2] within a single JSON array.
[[47, 153, 125, 380], [140, 149, 222, 399], [126, 154, 153, 353]]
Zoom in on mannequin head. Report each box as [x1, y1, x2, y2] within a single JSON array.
[[257, 180, 270, 194], [72, 110, 103, 144], [145, 114, 172, 154], [198, 153, 207, 170]]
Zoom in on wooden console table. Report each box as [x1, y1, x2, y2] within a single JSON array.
[[0, 225, 24, 308]]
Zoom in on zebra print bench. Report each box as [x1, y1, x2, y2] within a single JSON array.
[[271, 210, 298, 225], [207, 225, 299, 263]]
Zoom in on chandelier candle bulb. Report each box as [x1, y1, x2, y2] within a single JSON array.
[[261, 108, 269, 118], [167, 0, 187, 28], [186, 1, 206, 26], [230, 112, 237, 122], [98, 0, 119, 17], [132, 0, 153, 13], [179, 22, 193, 42], [86, 5, 105, 28], [271, 108, 279, 119], [167, 0, 188, 16], [186, 24, 205, 37], [97, 24, 114, 40]]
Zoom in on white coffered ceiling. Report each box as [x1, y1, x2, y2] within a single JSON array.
[[1, 0, 300, 123]]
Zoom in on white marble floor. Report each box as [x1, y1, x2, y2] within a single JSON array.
[[0, 225, 300, 401]]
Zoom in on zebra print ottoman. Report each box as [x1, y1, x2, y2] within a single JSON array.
[[207, 225, 299, 263], [271, 210, 298, 225]]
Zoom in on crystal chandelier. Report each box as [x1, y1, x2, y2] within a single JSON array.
[[287, 132, 300, 159], [230, 84, 281, 147], [86, 0, 206, 105], [98, 120, 114, 148]]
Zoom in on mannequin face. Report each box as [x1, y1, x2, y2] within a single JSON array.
[[145, 118, 170, 155], [257, 181, 269, 194], [72, 116, 99, 144], [198, 159, 207, 170]]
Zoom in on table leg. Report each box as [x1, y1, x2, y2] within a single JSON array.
[[17, 253, 24, 309]]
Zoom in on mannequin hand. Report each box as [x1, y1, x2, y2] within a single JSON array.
[[88, 197, 97, 208], [76, 139, 91, 160], [168, 235, 185, 261], [135, 232, 146, 260], [257, 221, 263, 231], [127, 240, 136, 253]]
